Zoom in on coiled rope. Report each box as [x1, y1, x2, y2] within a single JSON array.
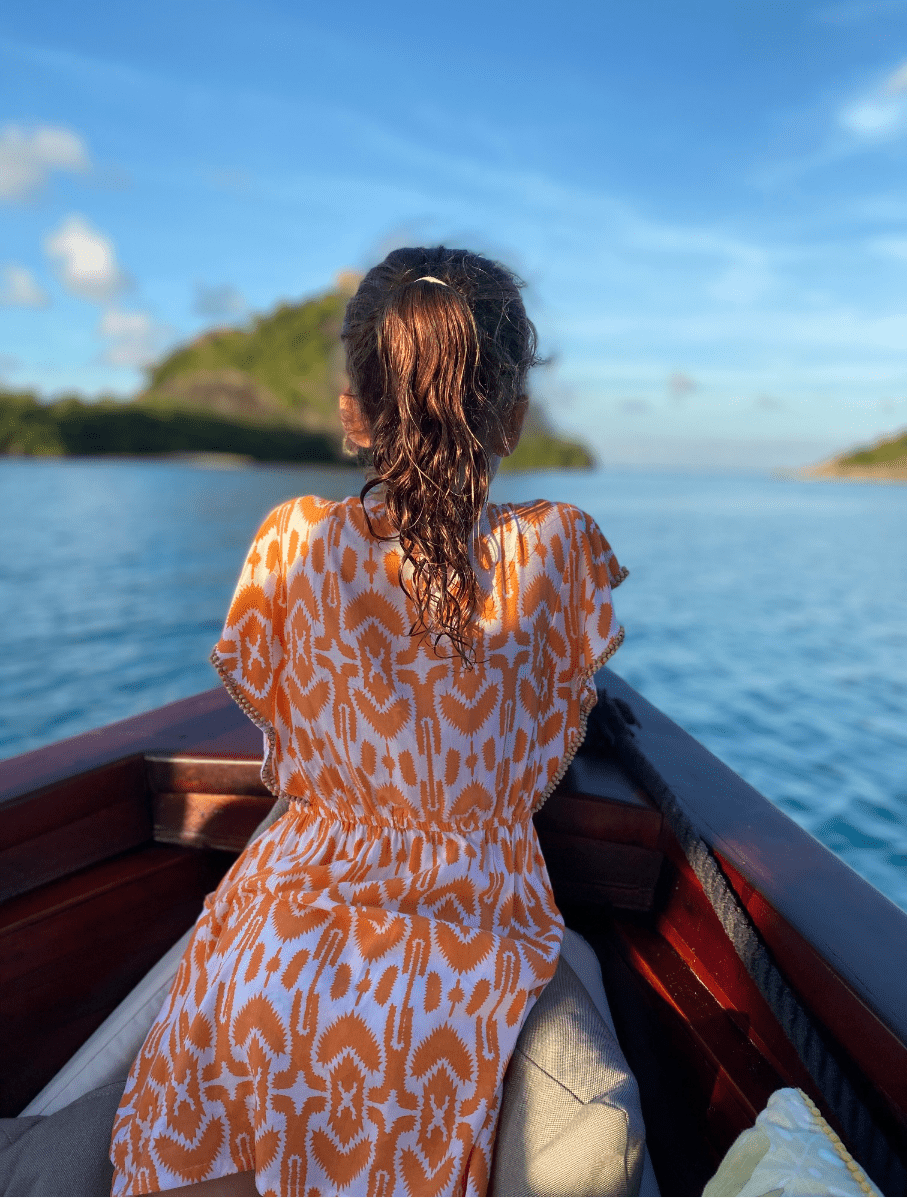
[[589, 688, 907, 1196]]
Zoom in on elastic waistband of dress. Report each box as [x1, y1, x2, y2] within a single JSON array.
[[283, 796, 532, 840]]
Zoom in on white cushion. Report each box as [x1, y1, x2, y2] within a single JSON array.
[[702, 1087, 881, 1197]]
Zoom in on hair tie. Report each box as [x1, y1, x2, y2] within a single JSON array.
[[414, 276, 448, 286]]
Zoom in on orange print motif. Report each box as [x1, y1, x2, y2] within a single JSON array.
[[110, 495, 626, 1197]]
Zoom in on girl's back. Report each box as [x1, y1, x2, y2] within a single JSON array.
[[109, 248, 626, 1197], [213, 492, 624, 827]]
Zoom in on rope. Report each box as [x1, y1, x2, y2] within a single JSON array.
[[589, 689, 907, 1196]]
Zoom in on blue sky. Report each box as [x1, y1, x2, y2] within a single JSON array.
[[2, 0, 907, 467]]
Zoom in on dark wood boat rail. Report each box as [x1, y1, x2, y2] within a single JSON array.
[[2, 667, 906, 1193]]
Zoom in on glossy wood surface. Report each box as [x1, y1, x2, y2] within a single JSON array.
[[600, 668, 907, 1054], [0, 843, 232, 1115], [0, 756, 150, 904]]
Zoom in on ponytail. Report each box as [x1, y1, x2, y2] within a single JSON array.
[[342, 248, 541, 666], [365, 279, 488, 662]]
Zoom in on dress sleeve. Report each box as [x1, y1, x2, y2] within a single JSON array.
[[210, 503, 288, 744], [570, 508, 628, 685]]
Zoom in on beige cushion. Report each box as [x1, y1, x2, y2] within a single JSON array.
[[0, 1078, 125, 1197], [491, 932, 646, 1196], [558, 930, 659, 1197], [702, 1088, 881, 1197]]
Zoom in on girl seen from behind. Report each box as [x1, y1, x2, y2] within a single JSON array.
[[109, 247, 628, 1197]]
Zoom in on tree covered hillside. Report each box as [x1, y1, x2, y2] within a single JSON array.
[[839, 430, 907, 469], [2, 285, 595, 469], [143, 291, 347, 437], [805, 428, 907, 480]]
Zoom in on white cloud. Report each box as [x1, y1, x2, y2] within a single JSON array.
[[99, 308, 169, 368], [0, 124, 89, 201], [0, 264, 48, 307], [44, 215, 126, 301], [840, 95, 907, 138]]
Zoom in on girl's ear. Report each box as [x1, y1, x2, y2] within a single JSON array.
[[497, 396, 529, 456], [339, 392, 372, 448]]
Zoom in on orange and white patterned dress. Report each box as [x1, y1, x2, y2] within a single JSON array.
[[110, 494, 626, 1197]]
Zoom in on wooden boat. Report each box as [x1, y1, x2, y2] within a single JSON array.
[[2, 666, 906, 1195]]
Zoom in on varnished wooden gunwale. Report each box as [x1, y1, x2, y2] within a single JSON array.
[[0, 842, 235, 1116], [1, 667, 906, 1191]]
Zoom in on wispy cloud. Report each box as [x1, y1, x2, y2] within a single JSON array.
[[815, 0, 907, 25], [754, 394, 785, 411], [0, 265, 48, 308], [618, 398, 652, 415], [753, 58, 907, 188], [568, 302, 907, 358], [193, 283, 246, 319], [44, 215, 127, 302], [868, 236, 907, 260], [99, 308, 170, 368], [838, 60, 907, 142], [668, 371, 697, 401], [0, 123, 89, 201]]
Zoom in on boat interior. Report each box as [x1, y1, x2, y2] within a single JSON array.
[[2, 667, 906, 1195]]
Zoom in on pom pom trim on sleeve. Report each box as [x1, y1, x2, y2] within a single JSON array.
[[531, 622, 626, 814], [210, 647, 299, 804]]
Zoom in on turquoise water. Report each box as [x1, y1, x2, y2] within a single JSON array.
[[1, 459, 905, 911]]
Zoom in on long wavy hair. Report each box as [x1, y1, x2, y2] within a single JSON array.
[[342, 247, 541, 666]]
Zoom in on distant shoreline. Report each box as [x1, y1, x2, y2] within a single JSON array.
[[792, 461, 907, 485], [792, 428, 907, 485], [0, 392, 594, 473], [0, 450, 595, 475]]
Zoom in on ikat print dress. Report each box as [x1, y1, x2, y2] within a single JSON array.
[[110, 494, 627, 1197]]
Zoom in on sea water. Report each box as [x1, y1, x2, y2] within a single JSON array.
[[1, 458, 905, 912]]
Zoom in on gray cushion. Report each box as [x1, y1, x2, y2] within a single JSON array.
[[491, 954, 645, 1197], [0, 1078, 126, 1197]]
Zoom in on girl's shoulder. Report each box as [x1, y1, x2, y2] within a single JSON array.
[[487, 499, 627, 588], [274, 493, 350, 524], [261, 494, 369, 538], [243, 496, 361, 576], [487, 498, 603, 542]]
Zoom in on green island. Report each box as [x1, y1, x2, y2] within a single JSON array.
[[0, 287, 594, 472], [801, 428, 907, 482]]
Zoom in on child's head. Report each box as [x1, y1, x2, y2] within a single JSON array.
[[341, 246, 541, 665]]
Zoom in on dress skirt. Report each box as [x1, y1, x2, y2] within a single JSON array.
[[109, 801, 563, 1197]]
